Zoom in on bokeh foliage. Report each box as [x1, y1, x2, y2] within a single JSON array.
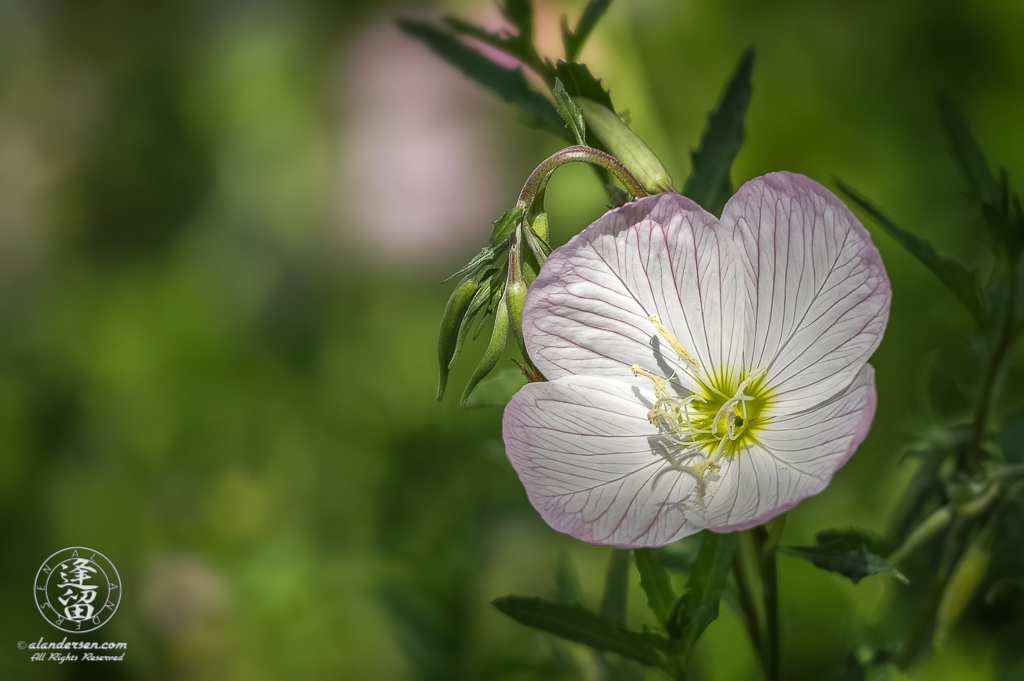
[[0, 0, 1023, 679]]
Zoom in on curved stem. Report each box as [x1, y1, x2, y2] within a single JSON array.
[[517, 145, 649, 207]]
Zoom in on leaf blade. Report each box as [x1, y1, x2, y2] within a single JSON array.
[[836, 178, 984, 324], [672, 532, 738, 652], [634, 549, 675, 626], [398, 20, 572, 142], [553, 78, 587, 145], [937, 94, 999, 207], [782, 529, 907, 585], [562, 0, 613, 62], [682, 46, 755, 215], [492, 596, 669, 668]]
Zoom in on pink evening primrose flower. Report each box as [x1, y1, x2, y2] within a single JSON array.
[[502, 172, 891, 547]]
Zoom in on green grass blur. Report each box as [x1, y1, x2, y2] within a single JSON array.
[[0, 0, 1022, 679]]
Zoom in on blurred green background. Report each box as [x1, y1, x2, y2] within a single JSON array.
[[0, 0, 1022, 679]]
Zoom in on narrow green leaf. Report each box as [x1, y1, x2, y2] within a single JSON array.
[[490, 206, 525, 245], [836, 179, 984, 324], [634, 549, 675, 625], [553, 78, 587, 145], [500, 0, 534, 39], [782, 529, 907, 585], [671, 532, 738, 653], [398, 20, 572, 142], [463, 366, 527, 407], [437, 271, 484, 400], [492, 596, 669, 668], [682, 46, 755, 216], [554, 61, 614, 110], [937, 94, 999, 207], [461, 288, 511, 406], [562, 0, 613, 63], [443, 17, 527, 62], [985, 578, 1024, 605], [600, 549, 631, 624]]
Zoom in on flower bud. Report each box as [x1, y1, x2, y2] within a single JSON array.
[[575, 98, 675, 195], [437, 270, 485, 400]]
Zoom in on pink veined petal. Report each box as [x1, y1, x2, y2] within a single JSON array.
[[522, 193, 744, 393], [722, 172, 891, 413], [502, 375, 711, 547], [702, 363, 877, 532]]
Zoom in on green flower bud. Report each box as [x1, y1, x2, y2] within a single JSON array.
[[460, 287, 510, 407], [575, 97, 675, 194], [437, 270, 485, 400]]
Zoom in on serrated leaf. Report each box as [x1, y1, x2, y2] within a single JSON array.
[[490, 206, 525, 245], [492, 596, 669, 668], [669, 532, 737, 653], [682, 46, 754, 216], [553, 78, 586, 145], [937, 94, 1000, 207], [782, 529, 907, 585], [461, 288, 511, 406], [836, 179, 984, 324], [437, 271, 485, 400], [600, 549, 630, 624], [398, 20, 572, 142], [562, 0, 613, 63], [634, 549, 674, 626], [463, 366, 527, 407], [554, 61, 614, 110]]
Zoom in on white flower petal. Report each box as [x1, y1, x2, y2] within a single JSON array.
[[503, 375, 709, 547], [522, 193, 744, 392], [722, 173, 891, 412], [703, 363, 877, 531]]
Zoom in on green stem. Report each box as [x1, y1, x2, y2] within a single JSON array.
[[967, 255, 1018, 467], [733, 549, 764, 666], [762, 548, 781, 681], [517, 145, 649, 209], [896, 515, 966, 669]]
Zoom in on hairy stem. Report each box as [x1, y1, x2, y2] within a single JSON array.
[[517, 145, 649, 208]]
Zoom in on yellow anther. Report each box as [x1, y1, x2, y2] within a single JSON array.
[[650, 315, 699, 371], [632, 364, 670, 400], [692, 457, 720, 478]]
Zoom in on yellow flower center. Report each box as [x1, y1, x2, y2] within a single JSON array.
[[632, 316, 774, 506]]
